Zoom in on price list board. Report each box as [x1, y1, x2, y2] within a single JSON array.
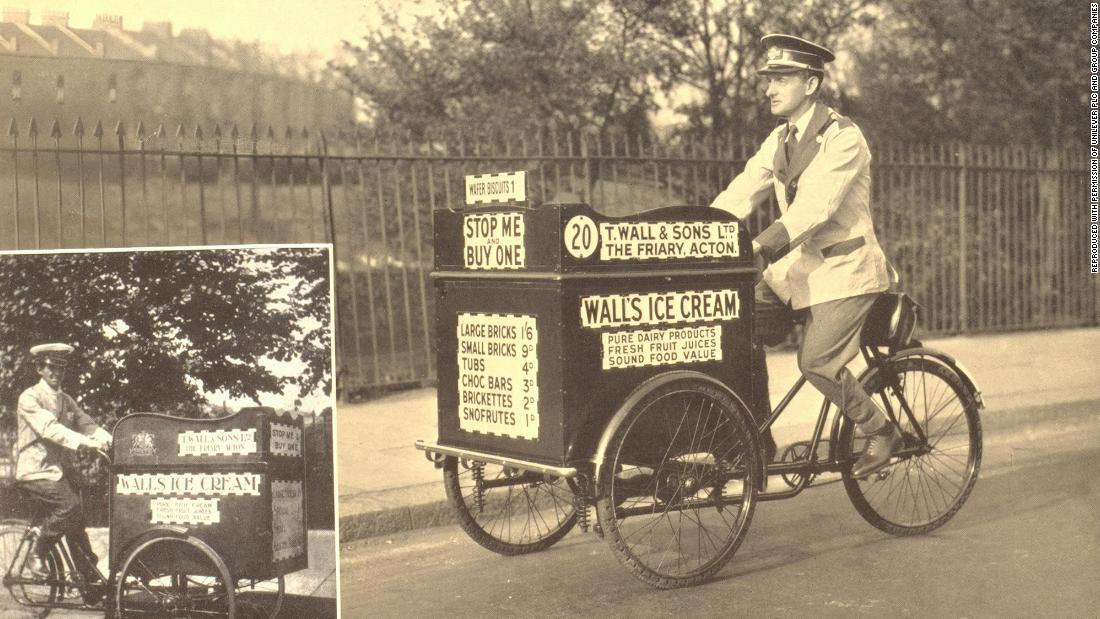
[[456, 312, 539, 440]]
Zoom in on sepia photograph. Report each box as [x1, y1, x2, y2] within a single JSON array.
[[0, 1, 1096, 617], [0, 246, 337, 618]]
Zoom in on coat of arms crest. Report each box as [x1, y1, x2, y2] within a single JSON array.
[[130, 431, 156, 456]]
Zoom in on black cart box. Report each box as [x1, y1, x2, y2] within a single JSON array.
[[110, 407, 308, 579], [433, 203, 759, 469]]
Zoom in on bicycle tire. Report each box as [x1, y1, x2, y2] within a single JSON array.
[[442, 456, 577, 556], [839, 355, 982, 535], [594, 378, 759, 589]]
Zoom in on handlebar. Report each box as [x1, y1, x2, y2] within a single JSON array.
[[77, 443, 112, 465]]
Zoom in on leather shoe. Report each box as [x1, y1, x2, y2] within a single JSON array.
[[851, 424, 903, 479], [81, 581, 106, 606]]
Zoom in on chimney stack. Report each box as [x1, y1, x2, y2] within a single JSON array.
[[2, 8, 30, 24], [92, 13, 122, 30]]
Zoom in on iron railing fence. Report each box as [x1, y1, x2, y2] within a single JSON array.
[[1, 117, 1095, 398]]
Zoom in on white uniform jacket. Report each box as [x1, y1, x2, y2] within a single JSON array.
[[15, 379, 111, 481], [710, 103, 891, 309]]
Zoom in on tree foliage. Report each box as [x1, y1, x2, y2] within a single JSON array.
[[846, 0, 1086, 145], [0, 248, 331, 424], [330, 0, 1080, 147], [331, 0, 660, 135], [615, 0, 877, 139]]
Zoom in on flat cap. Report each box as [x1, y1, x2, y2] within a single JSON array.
[[758, 33, 835, 75], [30, 343, 74, 366]]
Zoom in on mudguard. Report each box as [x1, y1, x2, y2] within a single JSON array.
[[827, 346, 984, 462], [592, 370, 767, 492]]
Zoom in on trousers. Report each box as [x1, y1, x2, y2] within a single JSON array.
[[754, 281, 884, 431], [17, 477, 99, 577]]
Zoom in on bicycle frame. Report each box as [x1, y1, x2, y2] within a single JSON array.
[[753, 344, 938, 502], [2, 525, 111, 612], [2, 452, 114, 613]]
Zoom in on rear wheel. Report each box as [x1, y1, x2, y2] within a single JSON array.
[[115, 536, 235, 618], [0, 520, 63, 616], [234, 575, 284, 619], [442, 457, 577, 555], [595, 378, 759, 589], [840, 356, 982, 535]]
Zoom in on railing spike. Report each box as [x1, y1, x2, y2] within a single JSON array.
[[50, 119, 61, 138], [175, 123, 184, 139], [155, 122, 165, 138], [114, 120, 125, 137], [250, 123, 259, 141], [72, 118, 84, 137], [28, 117, 38, 137], [7, 118, 18, 137], [284, 126, 295, 141], [136, 120, 146, 139], [266, 124, 275, 139], [230, 123, 239, 140], [92, 120, 104, 138], [195, 125, 204, 140]]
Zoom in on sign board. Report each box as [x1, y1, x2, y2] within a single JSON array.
[[456, 312, 539, 440], [601, 325, 722, 370], [463, 211, 526, 270], [272, 480, 306, 562], [563, 217, 740, 262], [269, 423, 303, 457], [579, 289, 741, 329], [151, 498, 221, 525], [465, 171, 526, 205], [178, 428, 257, 456], [116, 472, 263, 496]]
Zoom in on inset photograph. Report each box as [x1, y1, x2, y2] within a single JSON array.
[[0, 245, 336, 618]]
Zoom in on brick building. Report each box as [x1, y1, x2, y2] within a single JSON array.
[[0, 9, 353, 134]]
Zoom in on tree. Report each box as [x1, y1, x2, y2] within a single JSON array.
[[615, 0, 878, 140], [847, 0, 1087, 146], [0, 247, 331, 423], [330, 0, 660, 135]]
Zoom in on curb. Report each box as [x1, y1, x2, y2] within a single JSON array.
[[338, 397, 1100, 543], [339, 496, 454, 542]]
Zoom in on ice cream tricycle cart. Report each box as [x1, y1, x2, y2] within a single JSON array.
[[416, 172, 984, 589], [2, 407, 307, 617]]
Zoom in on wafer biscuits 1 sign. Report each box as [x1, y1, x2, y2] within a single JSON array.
[[456, 312, 539, 440]]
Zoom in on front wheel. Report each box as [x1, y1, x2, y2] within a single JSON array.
[[840, 355, 983, 535], [442, 457, 577, 555], [595, 378, 759, 589]]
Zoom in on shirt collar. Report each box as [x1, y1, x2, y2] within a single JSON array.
[[788, 102, 817, 140], [36, 378, 61, 396]]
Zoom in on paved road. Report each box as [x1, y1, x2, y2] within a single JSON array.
[[341, 401, 1100, 617]]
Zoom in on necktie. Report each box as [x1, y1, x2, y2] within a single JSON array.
[[785, 125, 798, 162]]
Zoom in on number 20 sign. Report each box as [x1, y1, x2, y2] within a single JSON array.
[[564, 215, 599, 259]]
